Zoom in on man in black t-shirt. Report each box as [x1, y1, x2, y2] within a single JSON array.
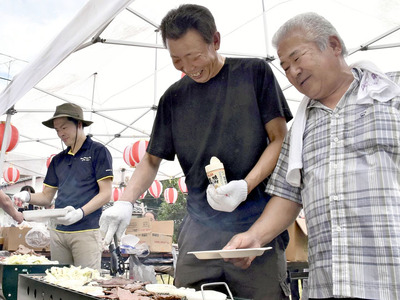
[[100, 4, 292, 299]]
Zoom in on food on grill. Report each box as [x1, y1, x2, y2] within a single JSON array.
[[13, 244, 41, 256], [95, 277, 144, 288], [42, 266, 185, 299], [1, 246, 58, 265], [44, 265, 102, 292], [2, 254, 54, 265]]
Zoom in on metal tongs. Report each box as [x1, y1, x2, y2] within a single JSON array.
[[109, 234, 125, 276]]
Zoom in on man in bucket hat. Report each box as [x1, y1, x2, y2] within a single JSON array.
[[14, 103, 113, 270]]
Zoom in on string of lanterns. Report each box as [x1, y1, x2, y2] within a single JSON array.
[[111, 176, 188, 204], [123, 140, 149, 167], [110, 139, 189, 203], [1, 122, 20, 184], [0, 124, 190, 193]]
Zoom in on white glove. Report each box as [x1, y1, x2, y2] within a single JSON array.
[[55, 206, 84, 225], [206, 179, 248, 212], [99, 201, 133, 245], [13, 191, 31, 207]]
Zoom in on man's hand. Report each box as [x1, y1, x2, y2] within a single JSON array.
[[222, 231, 262, 269], [206, 179, 248, 212], [13, 191, 31, 207], [99, 201, 133, 245], [55, 206, 84, 225], [13, 211, 24, 224]]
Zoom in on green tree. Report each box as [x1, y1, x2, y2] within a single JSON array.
[[139, 178, 187, 242], [157, 178, 187, 242]]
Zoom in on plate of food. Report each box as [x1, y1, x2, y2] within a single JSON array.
[[188, 247, 272, 260], [23, 208, 69, 222]]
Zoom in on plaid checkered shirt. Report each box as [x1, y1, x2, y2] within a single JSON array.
[[266, 69, 400, 299]]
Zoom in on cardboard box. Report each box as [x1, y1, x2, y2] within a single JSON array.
[[126, 217, 152, 234], [0, 227, 50, 252], [135, 232, 173, 253], [151, 220, 175, 236], [286, 217, 308, 262], [125, 217, 174, 253]]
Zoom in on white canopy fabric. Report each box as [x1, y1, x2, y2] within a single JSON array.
[[0, 0, 399, 193]]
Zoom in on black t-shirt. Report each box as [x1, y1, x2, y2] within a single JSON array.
[[148, 57, 292, 232]]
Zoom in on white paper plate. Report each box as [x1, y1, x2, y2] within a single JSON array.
[[186, 290, 227, 300], [23, 208, 69, 222], [145, 283, 177, 294], [145, 284, 196, 296], [188, 247, 272, 260]]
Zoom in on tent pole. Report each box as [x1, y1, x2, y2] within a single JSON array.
[[348, 25, 400, 56], [90, 72, 98, 135], [153, 30, 159, 117], [32, 176, 36, 190], [125, 7, 159, 29], [120, 168, 126, 187], [261, 0, 273, 60]]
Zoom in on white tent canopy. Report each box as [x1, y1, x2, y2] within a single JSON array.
[[0, 0, 399, 193]]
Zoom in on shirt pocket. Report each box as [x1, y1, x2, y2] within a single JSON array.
[[344, 104, 400, 153], [75, 158, 95, 182]]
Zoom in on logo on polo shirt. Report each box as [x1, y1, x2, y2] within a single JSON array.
[[80, 156, 92, 162]]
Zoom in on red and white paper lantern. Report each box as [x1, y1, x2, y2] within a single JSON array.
[[178, 177, 188, 193], [112, 187, 122, 201], [3, 166, 20, 184], [131, 140, 149, 164], [46, 154, 56, 168], [148, 180, 163, 198], [164, 187, 178, 204], [0, 122, 19, 152], [123, 145, 136, 167]]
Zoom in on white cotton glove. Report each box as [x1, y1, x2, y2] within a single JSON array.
[[55, 206, 84, 225], [13, 191, 31, 207], [99, 201, 133, 246], [206, 179, 248, 212]]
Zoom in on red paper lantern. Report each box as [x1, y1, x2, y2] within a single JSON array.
[[112, 187, 122, 201], [3, 166, 20, 184], [178, 177, 188, 193], [46, 154, 56, 168], [139, 190, 147, 200], [123, 144, 136, 167], [148, 180, 163, 198], [132, 140, 149, 164], [164, 187, 178, 204], [0, 122, 19, 152]]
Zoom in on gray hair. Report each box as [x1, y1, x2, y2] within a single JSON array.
[[272, 12, 347, 56]]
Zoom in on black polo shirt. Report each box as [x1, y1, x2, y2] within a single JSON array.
[[44, 136, 113, 231]]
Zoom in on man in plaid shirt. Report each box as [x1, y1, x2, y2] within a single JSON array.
[[222, 12, 400, 300]]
